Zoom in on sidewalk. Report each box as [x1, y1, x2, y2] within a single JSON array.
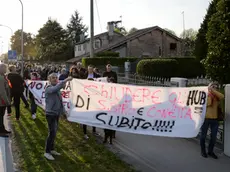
[[0, 114, 14, 172], [97, 129, 230, 172]]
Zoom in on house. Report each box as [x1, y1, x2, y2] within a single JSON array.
[[67, 24, 183, 63], [72, 22, 125, 61]]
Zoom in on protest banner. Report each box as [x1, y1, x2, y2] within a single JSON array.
[[68, 79, 208, 138], [26, 77, 108, 114]]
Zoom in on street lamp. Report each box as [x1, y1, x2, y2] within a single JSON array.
[[0, 24, 13, 50], [18, 0, 24, 77], [0, 24, 13, 36]]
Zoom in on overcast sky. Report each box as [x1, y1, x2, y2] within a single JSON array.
[[0, 0, 211, 54]]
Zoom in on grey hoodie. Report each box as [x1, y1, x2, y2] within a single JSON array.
[[45, 81, 65, 116]]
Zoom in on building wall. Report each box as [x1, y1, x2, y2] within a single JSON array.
[[113, 46, 127, 57], [127, 29, 182, 58]]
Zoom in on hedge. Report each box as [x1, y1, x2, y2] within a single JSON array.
[[137, 57, 205, 78], [82, 57, 139, 67], [137, 59, 179, 78], [95, 51, 119, 57]]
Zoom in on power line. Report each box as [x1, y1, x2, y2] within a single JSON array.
[[95, 0, 102, 32]]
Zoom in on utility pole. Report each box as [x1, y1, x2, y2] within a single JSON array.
[[182, 11, 185, 38], [18, 0, 24, 77], [90, 0, 94, 58], [182, 11, 186, 56]]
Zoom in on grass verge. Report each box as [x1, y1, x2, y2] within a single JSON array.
[[10, 106, 136, 172]]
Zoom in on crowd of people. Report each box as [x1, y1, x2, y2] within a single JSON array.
[[0, 61, 225, 161], [0, 61, 118, 160]]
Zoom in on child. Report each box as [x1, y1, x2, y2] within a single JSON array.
[[103, 77, 116, 144]]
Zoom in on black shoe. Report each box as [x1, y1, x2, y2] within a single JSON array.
[[201, 151, 208, 158], [208, 152, 218, 159]]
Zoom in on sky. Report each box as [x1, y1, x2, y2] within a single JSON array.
[[0, 0, 211, 54]]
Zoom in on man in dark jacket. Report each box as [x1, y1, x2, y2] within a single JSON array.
[[103, 64, 118, 83], [8, 65, 27, 120], [84, 65, 100, 79]]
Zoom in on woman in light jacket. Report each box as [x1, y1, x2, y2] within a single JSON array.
[[200, 82, 224, 159]]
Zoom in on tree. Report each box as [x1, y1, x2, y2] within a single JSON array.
[[194, 0, 219, 61], [10, 30, 37, 58], [180, 29, 198, 56], [114, 26, 128, 36], [67, 10, 88, 45], [164, 28, 177, 36], [36, 19, 72, 61], [204, 0, 230, 84], [180, 28, 198, 40], [128, 27, 138, 35]]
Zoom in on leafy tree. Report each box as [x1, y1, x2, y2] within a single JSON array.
[[164, 28, 177, 36], [36, 19, 71, 61], [180, 29, 198, 56], [194, 0, 219, 61], [10, 30, 37, 58], [180, 28, 198, 40], [204, 0, 230, 84], [67, 10, 88, 45], [114, 26, 127, 36], [128, 27, 138, 35]]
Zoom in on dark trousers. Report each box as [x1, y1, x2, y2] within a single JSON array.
[[30, 95, 37, 114], [45, 115, 59, 153], [7, 106, 11, 114], [83, 125, 96, 134], [21, 93, 29, 107], [0, 106, 6, 131], [12, 93, 21, 119], [200, 119, 219, 153]]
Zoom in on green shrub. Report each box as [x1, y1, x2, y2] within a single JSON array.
[[95, 51, 119, 57], [137, 59, 178, 78], [137, 57, 205, 78], [82, 57, 138, 67]]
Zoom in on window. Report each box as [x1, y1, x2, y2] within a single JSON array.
[[170, 43, 177, 50], [78, 45, 81, 51]]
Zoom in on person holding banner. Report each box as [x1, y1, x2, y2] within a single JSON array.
[[29, 72, 40, 119], [44, 73, 73, 161], [103, 64, 117, 83], [200, 82, 224, 159], [83, 66, 100, 137]]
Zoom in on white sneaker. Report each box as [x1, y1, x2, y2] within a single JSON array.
[[32, 114, 36, 119], [84, 135, 89, 140], [44, 153, 55, 160], [51, 150, 61, 156]]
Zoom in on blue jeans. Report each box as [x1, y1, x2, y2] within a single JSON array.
[[45, 115, 59, 153], [200, 119, 219, 153]]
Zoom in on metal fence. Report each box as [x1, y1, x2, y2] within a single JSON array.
[[117, 73, 212, 86], [117, 72, 224, 146]]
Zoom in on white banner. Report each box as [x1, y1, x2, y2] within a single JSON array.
[[69, 79, 208, 138], [26, 77, 108, 114]]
